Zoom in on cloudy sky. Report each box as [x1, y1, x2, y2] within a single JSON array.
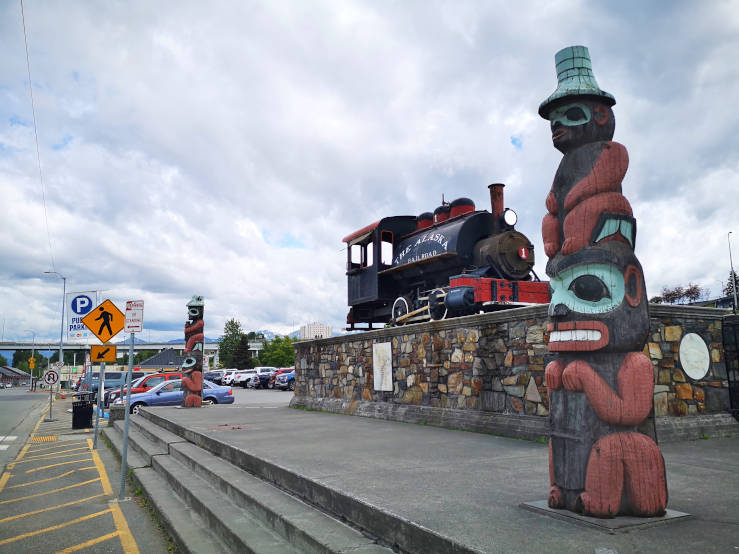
[[1, 0, 737, 345]]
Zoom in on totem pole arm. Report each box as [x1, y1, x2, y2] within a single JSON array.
[[561, 352, 653, 425]]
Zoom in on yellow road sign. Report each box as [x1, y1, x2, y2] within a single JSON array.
[[82, 299, 125, 343], [91, 344, 117, 363], [29, 357, 35, 369]]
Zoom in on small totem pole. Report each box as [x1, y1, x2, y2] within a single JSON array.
[[182, 295, 204, 407], [540, 46, 667, 517]]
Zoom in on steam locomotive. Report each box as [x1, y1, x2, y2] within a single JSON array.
[[344, 183, 550, 329]]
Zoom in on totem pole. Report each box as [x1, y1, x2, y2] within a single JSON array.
[[182, 295, 204, 407], [540, 46, 667, 518]]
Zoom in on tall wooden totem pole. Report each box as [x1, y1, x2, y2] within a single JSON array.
[[540, 46, 667, 517], [182, 295, 204, 407]]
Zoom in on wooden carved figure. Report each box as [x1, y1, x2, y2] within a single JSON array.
[[540, 46, 667, 517], [182, 295, 204, 408]]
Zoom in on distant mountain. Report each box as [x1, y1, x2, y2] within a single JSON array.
[[115, 336, 148, 345]]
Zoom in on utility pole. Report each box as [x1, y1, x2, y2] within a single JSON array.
[[729, 232, 738, 313]]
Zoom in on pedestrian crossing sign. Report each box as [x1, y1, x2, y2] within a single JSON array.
[[81, 299, 125, 343]]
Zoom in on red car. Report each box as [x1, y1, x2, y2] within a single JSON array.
[[105, 372, 182, 406], [268, 368, 294, 389]]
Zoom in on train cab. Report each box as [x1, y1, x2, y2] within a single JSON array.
[[344, 216, 417, 328]]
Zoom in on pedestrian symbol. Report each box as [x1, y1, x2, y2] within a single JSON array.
[[81, 299, 124, 343]]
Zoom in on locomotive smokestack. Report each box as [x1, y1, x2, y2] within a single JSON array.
[[489, 183, 505, 232]]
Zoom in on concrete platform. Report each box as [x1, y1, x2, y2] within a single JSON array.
[[138, 404, 739, 553], [520, 501, 692, 533]]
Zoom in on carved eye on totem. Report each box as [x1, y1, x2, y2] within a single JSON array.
[[548, 102, 592, 127], [564, 107, 588, 124], [568, 275, 611, 302]]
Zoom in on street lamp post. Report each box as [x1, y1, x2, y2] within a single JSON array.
[[44, 271, 66, 371], [44, 271, 66, 419], [729, 232, 738, 314]]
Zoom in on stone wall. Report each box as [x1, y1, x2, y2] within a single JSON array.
[[291, 304, 735, 439]]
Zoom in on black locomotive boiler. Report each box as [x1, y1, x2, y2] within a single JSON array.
[[344, 183, 550, 329]]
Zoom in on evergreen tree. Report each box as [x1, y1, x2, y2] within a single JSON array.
[[218, 318, 244, 368], [0, 354, 7, 366], [724, 270, 739, 297], [232, 335, 253, 369]]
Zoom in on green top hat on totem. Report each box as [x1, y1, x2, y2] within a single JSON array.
[[539, 45, 615, 119]]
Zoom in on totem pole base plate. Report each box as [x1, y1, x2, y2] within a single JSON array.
[[520, 500, 691, 534]]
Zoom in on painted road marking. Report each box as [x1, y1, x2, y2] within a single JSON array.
[[21, 445, 89, 460], [0, 477, 101, 505], [0, 493, 105, 523], [109, 500, 140, 553], [0, 508, 111, 547], [0, 472, 10, 493], [6, 467, 96, 489], [25, 457, 93, 474], [0, 436, 17, 451], [0, 400, 140, 553], [58, 530, 120, 553], [88, 438, 113, 495]]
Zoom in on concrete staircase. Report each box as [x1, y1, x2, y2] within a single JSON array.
[[103, 413, 393, 554]]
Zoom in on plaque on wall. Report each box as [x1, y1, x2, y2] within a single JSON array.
[[373, 342, 393, 391]]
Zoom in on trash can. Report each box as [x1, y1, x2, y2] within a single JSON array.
[[72, 400, 93, 429]]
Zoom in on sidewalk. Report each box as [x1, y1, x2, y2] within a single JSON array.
[[0, 395, 171, 553], [146, 403, 739, 553]]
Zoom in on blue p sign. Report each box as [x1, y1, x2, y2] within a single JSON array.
[[71, 295, 93, 315]]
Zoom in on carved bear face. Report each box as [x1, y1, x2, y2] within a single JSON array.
[[547, 98, 615, 153], [546, 243, 648, 353]]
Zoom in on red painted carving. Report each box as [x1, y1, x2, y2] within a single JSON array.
[[182, 296, 204, 408], [540, 46, 667, 518]]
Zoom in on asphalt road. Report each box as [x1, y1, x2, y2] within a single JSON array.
[[230, 385, 293, 407], [0, 389, 48, 470]]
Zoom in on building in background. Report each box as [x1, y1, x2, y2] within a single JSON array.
[[299, 322, 332, 340]]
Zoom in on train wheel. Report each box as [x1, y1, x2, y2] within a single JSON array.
[[392, 296, 410, 324], [428, 289, 448, 321]]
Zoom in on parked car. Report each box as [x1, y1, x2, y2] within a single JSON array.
[[250, 367, 278, 389], [268, 368, 294, 389], [116, 379, 234, 414], [205, 369, 226, 384], [233, 369, 257, 388], [222, 369, 239, 386], [275, 370, 295, 391], [104, 372, 181, 407]]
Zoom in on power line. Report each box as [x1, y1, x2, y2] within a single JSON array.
[[20, 0, 56, 272]]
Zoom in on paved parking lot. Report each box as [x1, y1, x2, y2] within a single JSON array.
[[0, 395, 169, 553], [229, 385, 293, 407]]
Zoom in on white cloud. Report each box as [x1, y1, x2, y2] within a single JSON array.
[[0, 1, 736, 347]]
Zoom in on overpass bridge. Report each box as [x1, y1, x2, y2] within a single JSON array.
[[0, 341, 221, 356]]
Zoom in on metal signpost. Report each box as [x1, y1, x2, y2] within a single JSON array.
[[81, 299, 125, 450], [42, 368, 60, 421], [119, 300, 144, 500]]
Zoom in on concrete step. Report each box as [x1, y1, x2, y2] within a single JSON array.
[[169, 441, 391, 553], [128, 412, 189, 450], [152, 453, 302, 554], [138, 408, 477, 553], [101, 424, 148, 470], [133, 466, 231, 554], [111, 419, 168, 466]]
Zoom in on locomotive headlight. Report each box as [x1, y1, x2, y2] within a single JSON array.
[[502, 208, 517, 227]]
